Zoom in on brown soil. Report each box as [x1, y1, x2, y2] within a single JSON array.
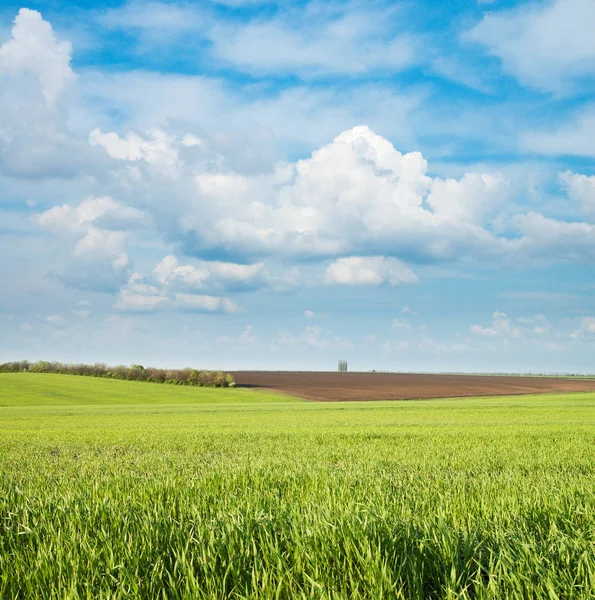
[[230, 371, 595, 401]]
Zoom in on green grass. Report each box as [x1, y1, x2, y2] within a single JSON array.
[[0, 373, 291, 406], [1, 374, 595, 598]]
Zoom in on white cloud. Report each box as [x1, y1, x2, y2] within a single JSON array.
[[209, 5, 417, 78], [115, 286, 238, 314], [510, 212, 595, 263], [491, 310, 511, 333], [82, 118, 595, 271], [571, 317, 595, 338], [325, 256, 418, 286], [518, 314, 550, 331], [520, 107, 595, 157], [115, 290, 169, 312], [0, 8, 75, 105], [465, 0, 595, 93], [74, 229, 129, 266], [560, 171, 595, 218], [0, 9, 91, 179], [426, 173, 505, 224], [580, 317, 595, 333], [152, 255, 270, 293], [36, 198, 143, 292], [471, 311, 554, 341], [7, 7, 595, 309], [58, 228, 130, 292], [99, 2, 205, 35], [472, 310, 515, 336], [79, 68, 422, 169], [175, 126, 508, 264], [173, 293, 238, 313], [113, 256, 251, 314], [181, 134, 202, 148], [470, 311, 510, 337], [470, 324, 499, 337], [7, 7, 595, 371], [391, 318, 414, 330], [37, 196, 148, 235], [97, 2, 417, 79], [152, 256, 208, 288], [89, 128, 181, 175]]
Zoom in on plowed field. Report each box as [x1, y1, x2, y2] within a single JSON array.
[[231, 371, 595, 401]]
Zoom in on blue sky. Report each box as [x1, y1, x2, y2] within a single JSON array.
[[1, 0, 595, 372]]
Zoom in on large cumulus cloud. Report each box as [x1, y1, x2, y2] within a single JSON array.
[[4, 7, 595, 302]]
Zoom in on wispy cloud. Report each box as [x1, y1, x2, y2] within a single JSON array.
[[464, 0, 595, 94]]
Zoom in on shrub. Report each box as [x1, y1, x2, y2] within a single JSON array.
[[0, 361, 235, 389], [214, 372, 225, 387]]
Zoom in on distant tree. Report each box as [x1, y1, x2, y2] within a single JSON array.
[[214, 372, 225, 387], [0, 361, 236, 387], [338, 359, 348, 373]]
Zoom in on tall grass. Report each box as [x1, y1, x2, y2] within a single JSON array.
[[1, 375, 595, 598]]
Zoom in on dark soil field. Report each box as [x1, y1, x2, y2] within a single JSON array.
[[231, 371, 595, 401]]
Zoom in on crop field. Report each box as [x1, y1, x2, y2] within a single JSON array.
[[231, 370, 595, 401], [2, 373, 595, 598]]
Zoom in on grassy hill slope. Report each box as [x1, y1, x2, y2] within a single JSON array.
[[0, 373, 292, 406]]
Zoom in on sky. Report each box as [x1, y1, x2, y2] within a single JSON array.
[[1, 0, 595, 372]]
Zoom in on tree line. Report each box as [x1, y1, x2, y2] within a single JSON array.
[[0, 361, 236, 387]]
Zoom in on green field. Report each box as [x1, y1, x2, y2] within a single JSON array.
[[1, 374, 595, 598], [0, 373, 292, 406]]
